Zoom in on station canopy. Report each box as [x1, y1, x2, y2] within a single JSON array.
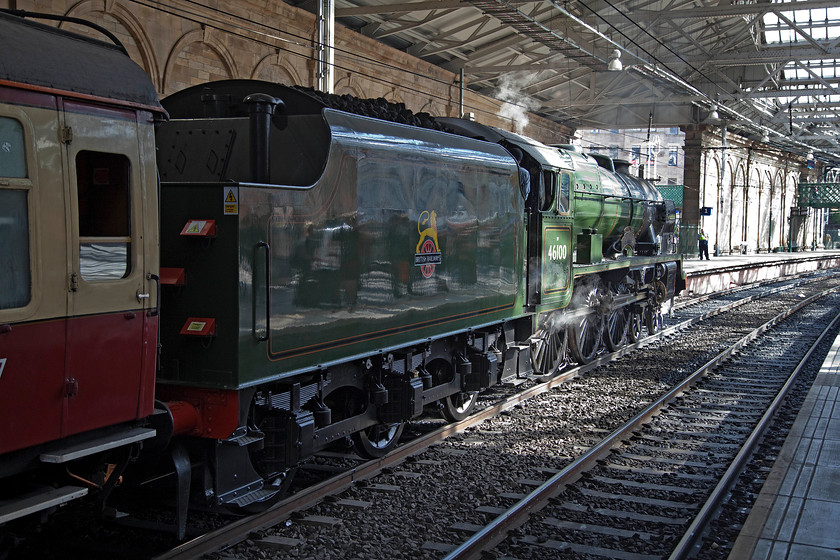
[[286, 0, 840, 167]]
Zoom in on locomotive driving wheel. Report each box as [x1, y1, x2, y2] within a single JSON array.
[[530, 317, 568, 380], [645, 306, 663, 335], [603, 283, 631, 352], [568, 285, 606, 364], [442, 391, 478, 422], [627, 309, 644, 342], [645, 280, 668, 335]]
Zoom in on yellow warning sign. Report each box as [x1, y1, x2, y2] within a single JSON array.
[[187, 321, 206, 332], [185, 220, 205, 234], [223, 186, 239, 215]]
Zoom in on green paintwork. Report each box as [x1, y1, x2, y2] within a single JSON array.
[[157, 110, 526, 389]]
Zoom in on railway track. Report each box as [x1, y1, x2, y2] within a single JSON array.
[[7, 272, 838, 560], [448, 287, 840, 560], [142, 273, 840, 560]]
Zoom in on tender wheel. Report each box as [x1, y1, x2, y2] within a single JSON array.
[[425, 359, 479, 422], [530, 320, 568, 380], [627, 310, 644, 342], [238, 403, 299, 513], [441, 391, 478, 422], [352, 422, 405, 459]]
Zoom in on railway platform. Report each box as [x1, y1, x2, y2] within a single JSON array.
[[727, 330, 840, 559], [679, 249, 840, 296]]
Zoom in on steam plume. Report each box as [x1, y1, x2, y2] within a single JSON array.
[[496, 72, 541, 134]]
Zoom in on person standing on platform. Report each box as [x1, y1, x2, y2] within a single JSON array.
[[698, 229, 710, 260]]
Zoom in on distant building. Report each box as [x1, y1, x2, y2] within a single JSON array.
[[578, 127, 685, 186]]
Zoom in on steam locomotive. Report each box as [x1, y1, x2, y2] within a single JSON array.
[[0, 10, 683, 536]]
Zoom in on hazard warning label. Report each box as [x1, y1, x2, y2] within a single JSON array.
[[223, 187, 239, 215], [185, 221, 206, 234]]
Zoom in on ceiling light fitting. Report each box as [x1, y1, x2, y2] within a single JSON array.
[[704, 103, 720, 123], [608, 49, 622, 72]]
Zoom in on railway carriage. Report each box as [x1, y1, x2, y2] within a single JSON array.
[[0, 10, 163, 524], [0, 10, 683, 535]]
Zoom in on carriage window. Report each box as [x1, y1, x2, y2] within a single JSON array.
[[0, 189, 31, 309], [558, 172, 570, 213], [76, 151, 131, 280], [0, 117, 26, 178]]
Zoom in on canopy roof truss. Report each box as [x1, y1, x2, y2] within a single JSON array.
[[286, 0, 840, 165]]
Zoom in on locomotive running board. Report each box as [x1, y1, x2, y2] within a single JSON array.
[[0, 485, 88, 525], [39, 427, 156, 464]]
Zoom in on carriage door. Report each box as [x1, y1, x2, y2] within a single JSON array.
[[61, 100, 150, 436]]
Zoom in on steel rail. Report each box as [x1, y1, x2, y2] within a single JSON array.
[[154, 280, 829, 559], [668, 307, 840, 559], [442, 286, 839, 560], [672, 269, 834, 311]]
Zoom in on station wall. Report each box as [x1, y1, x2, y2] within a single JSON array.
[[9, 0, 571, 144], [682, 124, 822, 255], [8, 0, 824, 255]]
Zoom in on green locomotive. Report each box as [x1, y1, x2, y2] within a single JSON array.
[[154, 80, 684, 510]]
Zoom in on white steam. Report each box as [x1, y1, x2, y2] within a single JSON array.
[[496, 72, 541, 134]]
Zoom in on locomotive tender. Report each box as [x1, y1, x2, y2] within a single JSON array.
[[0, 11, 683, 531]]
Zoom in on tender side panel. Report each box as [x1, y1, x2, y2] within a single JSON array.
[[258, 111, 523, 377], [158, 110, 525, 389]]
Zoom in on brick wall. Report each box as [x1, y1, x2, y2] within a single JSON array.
[[9, 0, 570, 143]]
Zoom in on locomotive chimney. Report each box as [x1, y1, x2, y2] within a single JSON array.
[[244, 93, 281, 183]]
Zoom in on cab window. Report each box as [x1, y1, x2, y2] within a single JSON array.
[[539, 170, 556, 212], [558, 172, 570, 213], [0, 116, 31, 309], [76, 151, 131, 280]]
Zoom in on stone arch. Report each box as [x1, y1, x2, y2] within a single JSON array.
[[757, 169, 774, 251], [334, 75, 364, 98], [720, 158, 735, 252], [703, 155, 720, 249], [744, 164, 761, 251], [62, 0, 162, 91], [770, 169, 785, 250], [164, 28, 238, 95], [783, 172, 798, 248], [252, 51, 303, 86], [385, 88, 404, 105], [419, 98, 443, 117], [730, 160, 747, 253]]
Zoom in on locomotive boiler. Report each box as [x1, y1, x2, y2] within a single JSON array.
[[0, 10, 683, 538]]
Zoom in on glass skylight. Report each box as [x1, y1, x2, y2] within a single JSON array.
[[763, 3, 840, 46]]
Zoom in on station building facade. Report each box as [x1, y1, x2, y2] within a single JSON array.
[[5, 0, 823, 256], [8, 0, 569, 142]]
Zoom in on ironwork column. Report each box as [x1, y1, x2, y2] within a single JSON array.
[[317, 0, 334, 93]]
